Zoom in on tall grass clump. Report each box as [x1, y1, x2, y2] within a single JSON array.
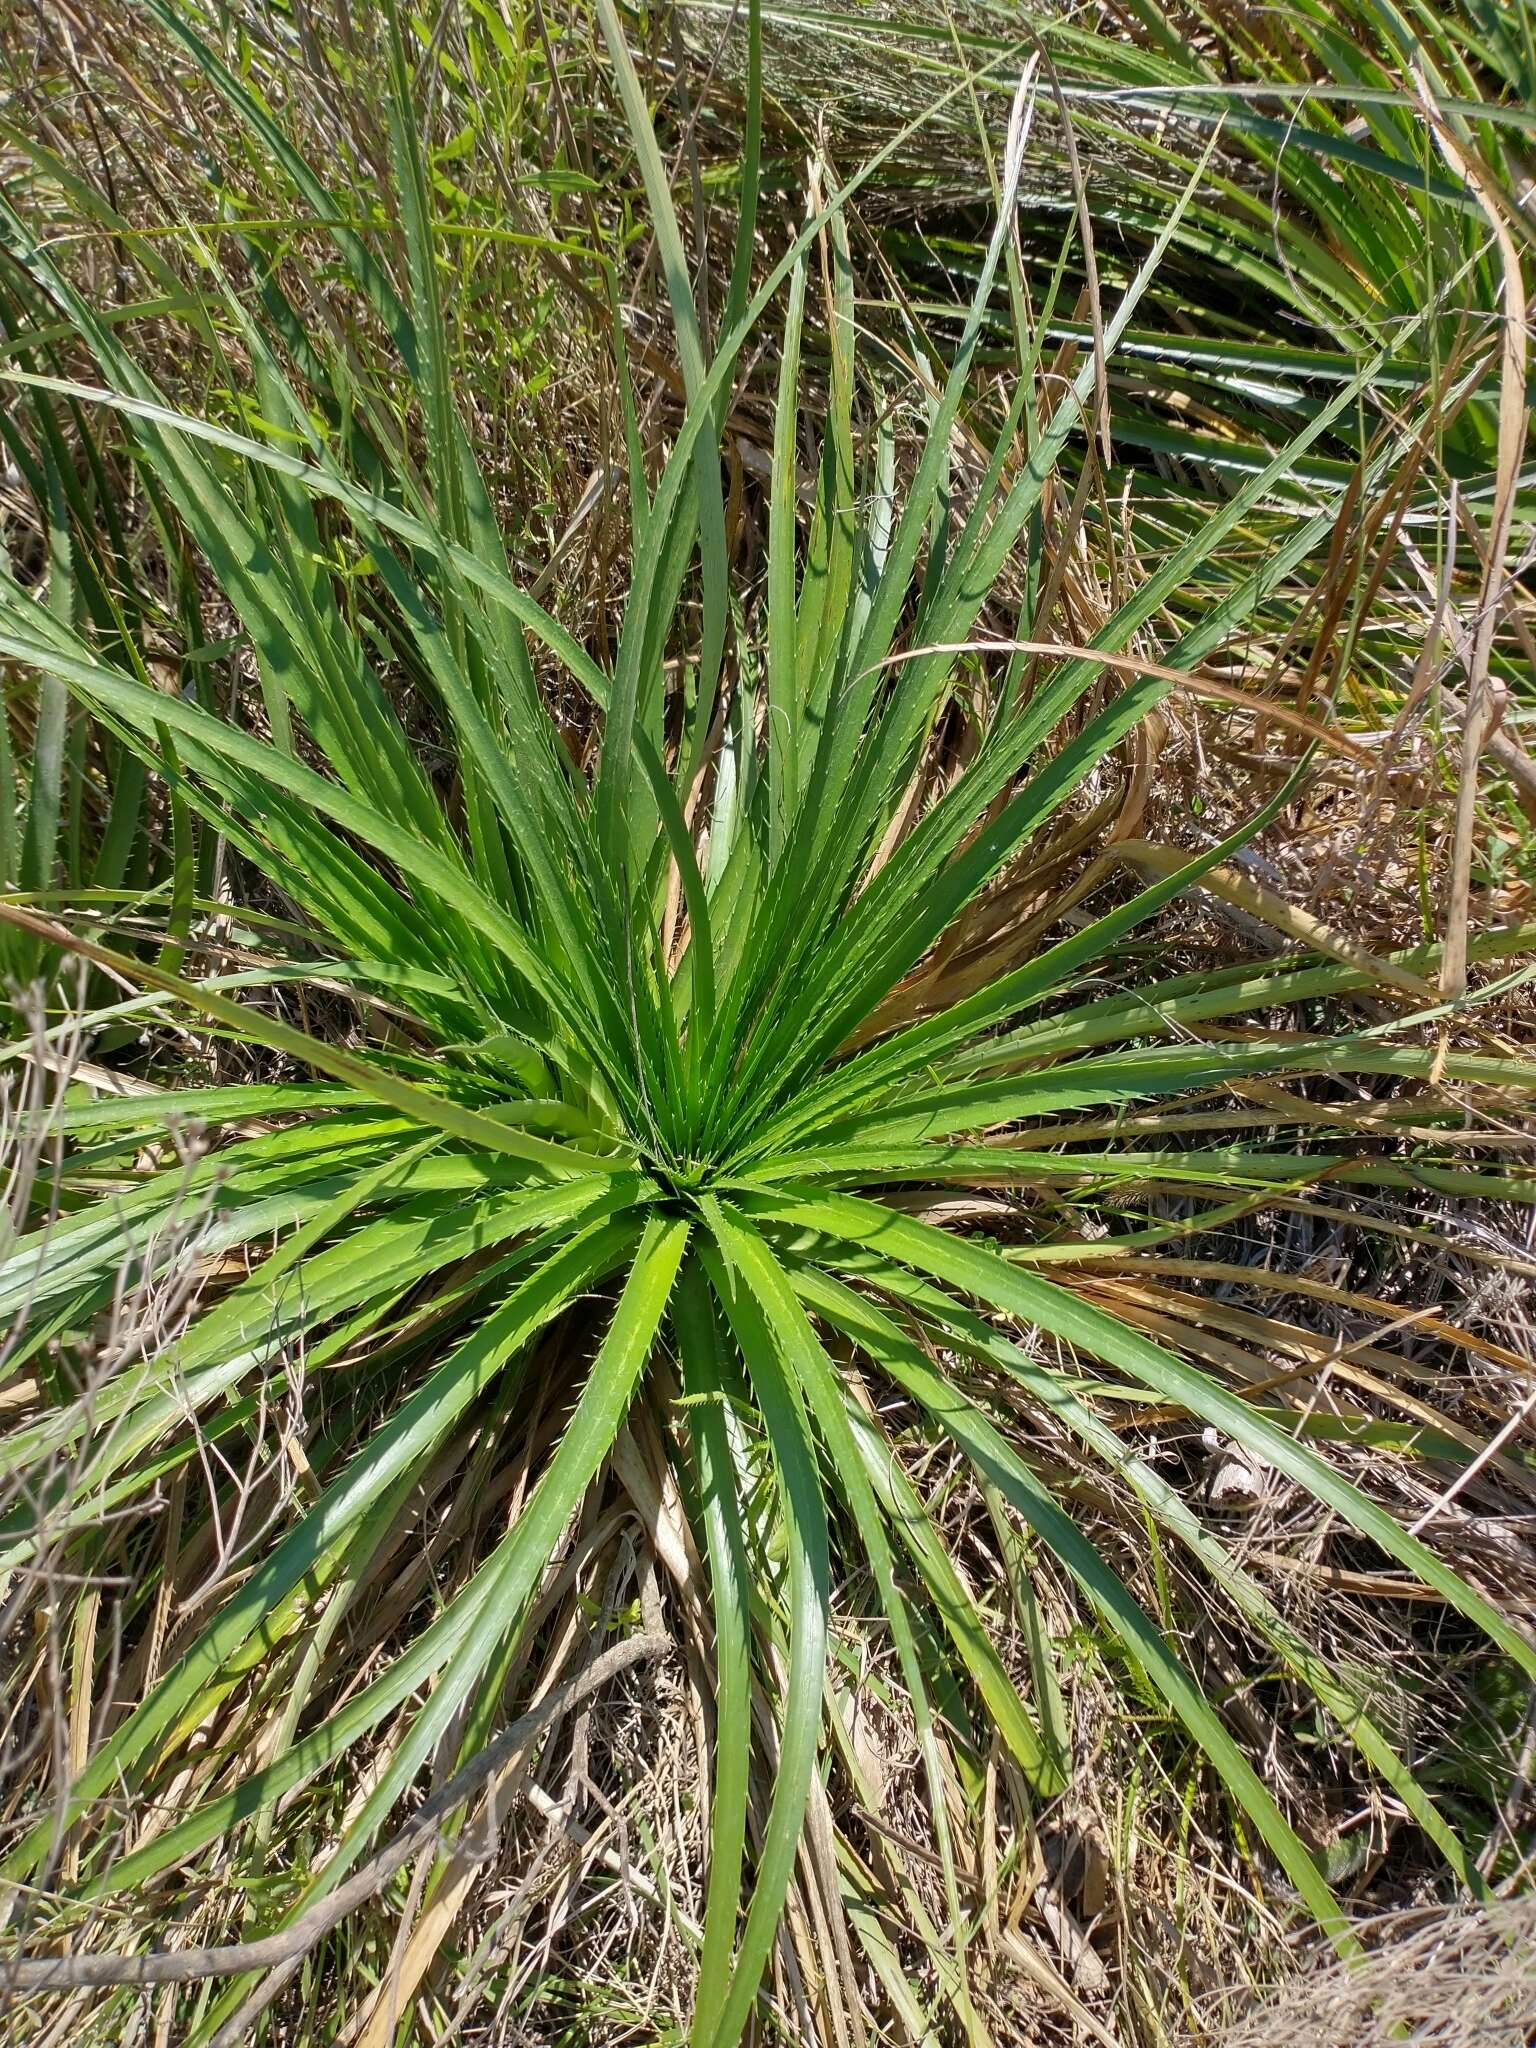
[[1, 2, 1534, 2041]]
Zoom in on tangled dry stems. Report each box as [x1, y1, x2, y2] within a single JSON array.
[[1213, 1894, 1536, 2048]]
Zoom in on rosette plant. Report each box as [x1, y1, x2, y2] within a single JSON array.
[[2, 3, 1533, 2041]]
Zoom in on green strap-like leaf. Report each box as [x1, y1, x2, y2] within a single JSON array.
[[700, 1212, 831, 2048], [749, 1190, 1536, 1686], [673, 1258, 756, 2023]]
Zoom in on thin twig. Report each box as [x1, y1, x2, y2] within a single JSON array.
[[1414, 74, 1530, 997], [1408, 1386, 1536, 1538]]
